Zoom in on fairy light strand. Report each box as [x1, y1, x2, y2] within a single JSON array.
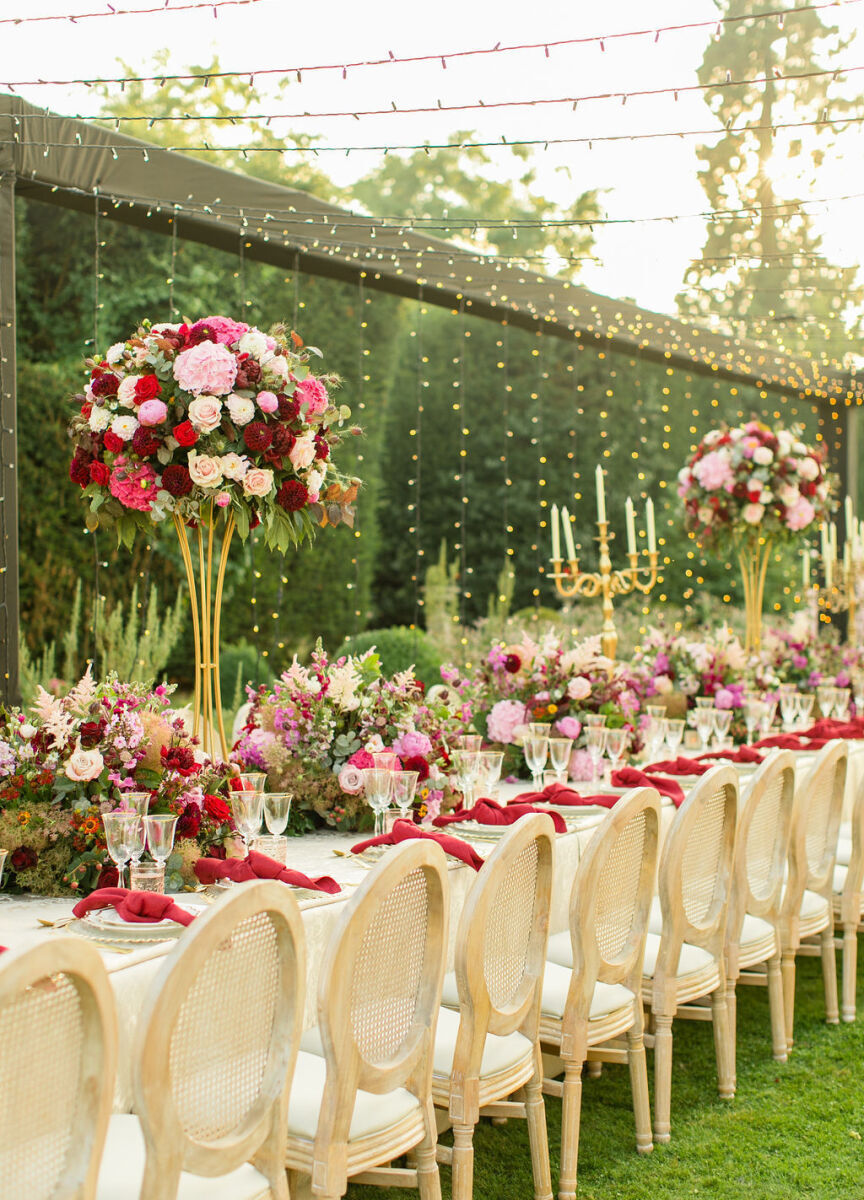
[[0, 0, 263, 25], [410, 292, 425, 633]]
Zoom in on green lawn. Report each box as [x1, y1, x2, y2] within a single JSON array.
[[351, 952, 864, 1200]]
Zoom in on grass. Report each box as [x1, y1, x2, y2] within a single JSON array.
[[349, 952, 864, 1200]]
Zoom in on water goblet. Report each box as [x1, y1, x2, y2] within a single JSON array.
[[117, 791, 151, 817], [143, 814, 179, 871], [758, 699, 778, 740], [605, 727, 629, 783], [643, 716, 667, 763], [371, 751, 400, 771], [527, 723, 552, 739], [795, 692, 815, 730], [693, 708, 715, 754], [262, 791, 292, 836], [522, 735, 549, 791], [645, 705, 667, 721], [583, 713, 608, 728], [451, 749, 482, 808], [834, 688, 852, 721], [816, 684, 835, 720], [711, 708, 733, 748], [392, 771, 419, 821], [584, 726, 607, 784], [126, 815, 146, 872], [664, 718, 685, 757], [779, 690, 799, 731], [476, 750, 505, 799], [102, 810, 140, 889], [0, 848, 7, 891], [695, 696, 715, 709], [456, 733, 484, 752], [744, 697, 767, 745], [229, 791, 263, 854], [361, 767, 393, 837], [547, 737, 573, 784], [235, 772, 266, 794]]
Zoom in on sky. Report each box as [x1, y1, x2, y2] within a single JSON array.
[[4, 0, 864, 321]]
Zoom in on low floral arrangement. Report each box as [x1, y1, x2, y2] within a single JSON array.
[[631, 625, 750, 705], [759, 624, 862, 692], [678, 420, 832, 546], [0, 669, 239, 897], [445, 633, 643, 781], [235, 644, 468, 829], [68, 315, 359, 550]]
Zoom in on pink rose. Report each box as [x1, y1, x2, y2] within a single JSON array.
[[187, 396, 223, 432], [173, 342, 238, 396], [786, 495, 816, 531], [337, 763, 365, 794], [242, 467, 274, 497], [257, 390, 279, 414], [567, 676, 592, 701], [742, 502, 765, 525], [554, 716, 582, 740], [137, 399, 168, 426], [289, 435, 316, 470], [487, 699, 529, 745], [295, 377, 330, 416], [215, 491, 231, 508], [187, 452, 224, 489], [693, 450, 734, 491], [65, 744, 104, 782], [116, 375, 140, 407]]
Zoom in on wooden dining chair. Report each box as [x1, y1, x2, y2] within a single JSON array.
[[723, 750, 795, 1082], [783, 740, 848, 1047], [0, 937, 117, 1200], [640, 764, 737, 1142], [541, 786, 661, 1198], [286, 839, 448, 1200], [432, 812, 555, 1200], [97, 880, 306, 1200], [833, 765, 864, 1022]]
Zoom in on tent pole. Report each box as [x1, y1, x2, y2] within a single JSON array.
[[0, 171, 20, 705]]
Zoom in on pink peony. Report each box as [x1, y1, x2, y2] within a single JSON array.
[[487, 699, 529, 745], [785, 496, 816, 531], [193, 315, 250, 345], [347, 748, 375, 770], [337, 763, 365, 794], [693, 450, 734, 491], [392, 729, 433, 759], [173, 341, 237, 396], [554, 716, 582, 740], [742, 502, 765, 525], [257, 390, 279, 414], [137, 399, 168, 426], [714, 688, 736, 710], [109, 457, 157, 511], [568, 749, 595, 782], [295, 377, 330, 416]]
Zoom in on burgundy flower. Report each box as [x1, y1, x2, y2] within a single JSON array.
[[96, 864, 119, 889], [234, 359, 261, 389], [503, 654, 522, 674], [89, 461, 110, 487], [403, 754, 430, 782], [90, 372, 119, 397], [243, 421, 273, 453], [271, 425, 296, 456], [10, 846, 38, 872], [172, 420, 197, 448], [203, 793, 232, 823], [206, 843, 227, 861], [176, 803, 202, 839], [103, 431, 124, 454], [314, 435, 330, 461], [69, 451, 92, 488], [278, 395, 300, 422], [134, 375, 161, 402], [186, 321, 218, 346], [276, 480, 309, 512], [160, 744, 198, 776], [79, 719, 106, 749], [131, 427, 161, 458], [161, 465, 193, 497]]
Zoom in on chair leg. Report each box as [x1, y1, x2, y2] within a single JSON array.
[[725, 978, 737, 1092], [711, 986, 735, 1099], [558, 1059, 584, 1200], [652, 1013, 674, 1144], [821, 924, 840, 1025], [842, 923, 858, 1022], [450, 1124, 475, 1200], [766, 953, 787, 1062], [626, 1019, 653, 1155], [416, 1138, 443, 1200], [524, 1064, 554, 1200], [782, 948, 797, 1052]]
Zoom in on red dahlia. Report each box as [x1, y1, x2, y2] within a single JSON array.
[[271, 425, 296, 455], [243, 421, 273, 453], [132, 427, 160, 458], [278, 394, 300, 422], [69, 451, 92, 488], [314, 435, 330, 461], [90, 372, 119, 397], [103, 431, 124, 454], [276, 480, 309, 512], [161, 464, 193, 497]]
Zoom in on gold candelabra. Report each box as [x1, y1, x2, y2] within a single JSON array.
[[810, 559, 861, 633], [549, 520, 659, 662]]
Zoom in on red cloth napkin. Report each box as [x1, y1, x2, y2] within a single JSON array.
[[433, 797, 567, 834], [644, 757, 710, 776], [193, 850, 341, 894], [72, 888, 196, 926], [804, 717, 864, 741], [610, 767, 685, 806], [698, 746, 765, 765], [753, 734, 813, 751], [351, 819, 486, 871], [510, 781, 590, 806]]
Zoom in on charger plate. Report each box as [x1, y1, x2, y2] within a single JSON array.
[[72, 901, 205, 944]]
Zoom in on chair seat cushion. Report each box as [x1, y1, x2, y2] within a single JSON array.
[[540, 959, 635, 1021], [800, 889, 830, 921], [287, 1049, 421, 1142], [642, 932, 716, 980], [740, 913, 774, 947], [432, 1006, 534, 1079], [98, 1114, 271, 1200]]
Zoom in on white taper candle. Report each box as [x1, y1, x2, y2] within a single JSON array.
[[561, 506, 577, 562], [646, 498, 656, 553], [551, 503, 561, 561], [595, 464, 606, 523], [625, 496, 636, 554]]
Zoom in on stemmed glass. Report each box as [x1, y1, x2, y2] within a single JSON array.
[[476, 750, 504, 799], [142, 815, 178, 879], [694, 696, 715, 709], [230, 790, 264, 854], [362, 768, 393, 837], [605, 727, 629, 784], [263, 792, 292, 836], [816, 684, 835, 720], [779, 689, 799, 731], [834, 688, 852, 721], [451, 749, 482, 808], [102, 811, 140, 889], [795, 693, 815, 730], [371, 751, 400, 771], [547, 737, 573, 784], [744, 697, 767, 745], [644, 705, 666, 722], [692, 708, 715, 754], [0, 848, 7, 900], [583, 713, 608, 729], [643, 717, 666, 763], [522, 735, 549, 791], [456, 733, 484, 752], [235, 772, 267, 793], [758, 700, 778, 740], [664, 718, 685, 757], [117, 791, 150, 817], [585, 726, 607, 784], [392, 771, 420, 821], [711, 709, 733, 749]]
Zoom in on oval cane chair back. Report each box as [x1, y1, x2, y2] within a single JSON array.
[[452, 813, 554, 1053], [0, 937, 117, 1200], [790, 740, 848, 903], [134, 880, 305, 1182], [727, 751, 795, 942], [564, 787, 661, 1036], [654, 765, 738, 981]]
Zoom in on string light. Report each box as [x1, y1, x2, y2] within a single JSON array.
[[0, 0, 263, 25], [409, 294, 425, 632]]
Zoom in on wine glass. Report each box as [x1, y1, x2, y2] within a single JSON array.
[[585, 726, 607, 784], [583, 713, 608, 728], [645, 705, 666, 721], [643, 717, 667, 763], [143, 814, 178, 870], [522, 735, 549, 792], [758, 699, 778, 740], [779, 689, 799, 731], [744, 697, 767, 745], [102, 810, 140, 889], [456, 733, 483, 752], [816, 684, 835, 720], [263, 792, 292, 836], [664, 718, 685, 757], [834, 688, 852, 721], [711, 708, 733, 749], [126, 815, 145, 873], [476, 750, 505, 798], [451, 749, 481, 808], [605, 727, 629, 783], [693, 708, 715, 754], [795, 693, 815, 730], [362, 768, 393, 837], [547, 738, 573, 784], [229, 790, 263, 854], [392, 771, 419, 821], [695, 696, 715, 709], [117, 791, 150, 817], [371, 751, 399, 771], [527, 723, 551, 738], [235, 772, 267, 793]]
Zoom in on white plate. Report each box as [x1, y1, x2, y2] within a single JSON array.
[[75, 901, 204, 942], [533, 802, 610, 821]]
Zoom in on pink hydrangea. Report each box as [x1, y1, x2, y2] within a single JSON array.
[[554, 716, 582, 740], [392, 729, 433, 759], [568, 749, 595, 782], [173, 341, 238, 396], [487, 699, 529, 744], [693, 450, 734, 491], [295, 377, 330, 416], [109, 457, 157, 511], [192, 316, 250, 345], [785, 495, 816, 531]]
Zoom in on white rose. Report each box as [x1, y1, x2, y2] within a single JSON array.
[[262, 352, 289, 383], [117, 375, 140, 407], [225, 393, 256, 426], [187, 395, 223, 432], [778, 484, 799, 506], [88, 407, 111, 433], [18, 723, 36, 739], [111, 414, 138, 441], [753, 446, 773, 466], [221, 452, 250, 480], [289, 434, 316, 470], [238, 329, 270, 358], [65, 744, 104, 782], [105, 342, 127, 365], [797, 457, 819, 481], [242, 467, 275, 497], [187, 451, 224, 488], [306, 468, 324, 497]]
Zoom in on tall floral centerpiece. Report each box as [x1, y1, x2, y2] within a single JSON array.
[[68, 317, 358, 759], [678, 421, 833, 652]]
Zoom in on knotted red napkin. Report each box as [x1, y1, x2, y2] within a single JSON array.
[[753, 734, 814, 751], [510, 781, 589, 806], [193, 850, 341, 894], [72, 888, 196, 926], [433, 797, 567, 834], [803, 717, 864, 741], [644, 757, 710, 776], [698, 746, 765, 765], [351, 818, 486, 871], [609, 767, 685, 806]]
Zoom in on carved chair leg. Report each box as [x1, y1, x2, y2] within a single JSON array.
[[558, 1059, 584, 1200], [842, 923, 858, 1023], [416, 1138, 443, 1200], [821, 924, 840, 1025], [711, 986, 735, 1099], [524, 1065, 554, 1200], [725, 978, 737, 1092], [782, 949, 797, 1053], [449, 1123, 475, 1200], [652, 1012, 674, 1144], [626, 1020, 653, 1155], [766, 953, 787, 1062]]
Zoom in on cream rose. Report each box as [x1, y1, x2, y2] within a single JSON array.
[[65, 744, 104, 782], [289, 434, 316, 471], [187, 451, 224, 488], [116, 375, 140, 407], [88, 407, 111, 433], [220, 452, 250, 480], [242, 467, 274, 497], [187, 395, 223, 433]]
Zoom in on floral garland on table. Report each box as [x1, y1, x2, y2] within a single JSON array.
[[235, 645, 468, 829], [759, 624, 862, 692], [445, 633, 644, 782], [68, 316, 359, 549], [0, 670, 239, 897], [677, 420, 832, 546]]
